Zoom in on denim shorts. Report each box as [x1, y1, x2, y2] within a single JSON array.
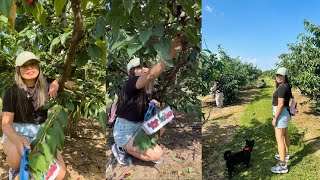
[[113, 117, 143, 148], [273, 106, 291, 128], [1, 122, 41, 144]]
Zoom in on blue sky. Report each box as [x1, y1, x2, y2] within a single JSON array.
[[202, 0, 320, 71]]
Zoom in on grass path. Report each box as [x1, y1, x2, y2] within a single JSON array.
[[203, 78, 320, 179]]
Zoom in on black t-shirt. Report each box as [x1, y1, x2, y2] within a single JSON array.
[[272, 83, 292, 107], [116, 76, 150, 122], [215, 82, 223, 93], [2, 79, 53, 124]]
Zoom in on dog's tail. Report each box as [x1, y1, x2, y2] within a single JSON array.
[[224, 150, 232, 160]]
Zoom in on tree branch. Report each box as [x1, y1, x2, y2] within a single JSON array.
[[58, 0, 84, 86]]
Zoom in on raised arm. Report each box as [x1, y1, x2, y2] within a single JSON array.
[[135, 36, 183, 89]]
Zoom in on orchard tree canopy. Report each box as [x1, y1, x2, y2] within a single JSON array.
[[106, 0, 202, 119], [201, 46, 262, 104], [278, 20, 320, 111]]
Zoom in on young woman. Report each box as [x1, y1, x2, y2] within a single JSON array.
[[271, 67, 292, 174], [211, 80, 224, 108], [1, 51, 66, 179], [112, 36, 183, 165]]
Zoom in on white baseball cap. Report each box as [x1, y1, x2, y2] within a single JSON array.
[[15, 51, 39, 67], [276, 67, 288, 76], [126, 57, 141, 73]]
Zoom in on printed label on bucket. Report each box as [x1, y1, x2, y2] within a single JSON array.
[[142, 106, 174, 135]]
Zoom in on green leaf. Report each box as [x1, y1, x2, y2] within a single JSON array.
[[40, 142, 54, 163], [30, 124, 46, 150], [96, 39, 107, 65], [98, 108, 106, 130], [46, 128, 58, 155], [110, 35, 133, 51], [122, 0, 133, 14], [54, 0, 67, 16], [140, 134, 151, 152], [127, 43, 142, 58], [31, 111, 55, 150], [59, 108, 68, 126], [81, 0, 89, 11], [29, 152, 47, 172], [49, 36, 61, 54], [44, 99, 56, 109], [88, 44, 103, 59], [34, 3, 46, 25], [30, 169, 42, 180], [53, 121, 65, 148], [0, 15, 8, 23], [152, 26, 164, 37], [76, 50, 90, 67], [133, 131, 143, 147], [0, 0, 12, 17], [65, 101, 75, 111], [95, 17, 107, 38], [182, 27, 198, 45], [139, 29, 152, 44], [188, 167, 193, 173], [150, 137, 156, 146], [178, 1, 194, 19], [153, 38, 170, 60], [89, 0, 99, 5], [61, 31, 72, 46]]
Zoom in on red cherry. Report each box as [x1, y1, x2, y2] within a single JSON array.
[[28, 0, 33, 4]]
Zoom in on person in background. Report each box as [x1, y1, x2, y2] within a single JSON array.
[[211, 80, 224, 108], [259, 79, 267, 88]]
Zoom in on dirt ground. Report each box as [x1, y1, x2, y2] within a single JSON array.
[[0, 119, 106, 179], [106, 110, 202, 180], [202, 87, 320, 179], [202, 88, 260, 179], [290, 89, 320, 157]]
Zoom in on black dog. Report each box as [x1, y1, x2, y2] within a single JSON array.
[[224, 139, 255, 178]]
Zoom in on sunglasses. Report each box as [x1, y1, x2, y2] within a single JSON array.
[[20, 60, 39, 68]]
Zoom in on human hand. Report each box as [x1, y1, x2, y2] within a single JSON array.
[[272, 118, 276, 127], [150, 99, 160, 107], [14, 135, 31, 156], [49, 80, 59, 98], [170, 35, 185, 59]]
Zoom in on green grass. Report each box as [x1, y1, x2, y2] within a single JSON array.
[[228, 77, 320, 179]]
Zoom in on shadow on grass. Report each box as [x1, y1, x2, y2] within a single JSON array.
[[303, 104, 320, 116], [228, 118, 304, 180], [290, 136, 320, 168], [202, 121, 239, 179], [251, 88, 272, 103], [203, 117, 305, 180]]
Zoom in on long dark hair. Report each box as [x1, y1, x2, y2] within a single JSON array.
[[276, 75, 293, 98], [117, 67, 152, 116], [14, 66, 48, 122]]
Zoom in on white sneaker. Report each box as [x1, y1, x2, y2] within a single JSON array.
[[152, 156, 164, 164], [275, 154, 290, 162], [271, 162, 288, 174], [8, 168, 20, 180], [112, 144, 132, 165]]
